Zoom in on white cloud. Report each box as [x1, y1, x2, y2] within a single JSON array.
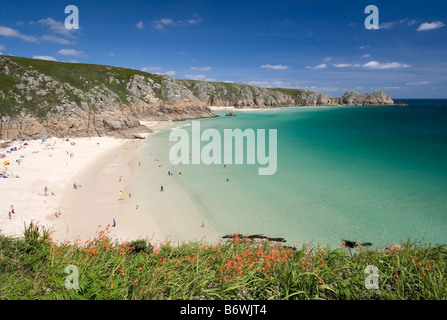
[[136, 21, 144, 29], [379, 21, 398, 29], [163, 70, 176, 76], [332, 63, 362, 68], [152, 16, 202, 30], [0, 26, 39, 43], [417, 21, 445, 31], [191, 66, 212, 71], [361, 54, 371, 58], [141, 66, 162, 72], [362, 61, 410, 70], [260, 64, 289, 70], [41, 34, 72, 44], [152, 18, 175, 30], [384, 86, 401, 90], [109, 52, 115, 57], [401, 19, 418, 26], [333, 63, 354, 68], [187, 18, 201, 25], [359, 45, 370, 50], [32, 55, 57, 61], [141, 67, 176, 76], [38, 18, 75, 37], [184, 74, 207, 81], [380, 18, 419, 30], [405, 81, 432, 86], [184, 74, 216, 81], [305, 63, 327, 70], [323, 57, 332, 63], [0, 45, 5, 51], [58, 49, 86, 57]]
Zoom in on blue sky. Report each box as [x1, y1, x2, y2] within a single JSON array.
[[0, 0, 446, 98]]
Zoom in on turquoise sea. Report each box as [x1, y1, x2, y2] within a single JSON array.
[[137, 100, 447, 249]]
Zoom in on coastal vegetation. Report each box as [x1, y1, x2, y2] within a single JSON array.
[[0, 55, 395, 140], [0, 222, 445, 300]]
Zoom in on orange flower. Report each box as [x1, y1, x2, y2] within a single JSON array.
[[110, 284, 114, 289], [394, 274, 399, 279]]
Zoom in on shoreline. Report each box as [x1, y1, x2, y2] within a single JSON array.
[[40, 120, 221, 246], [0, 136, 128, 240], [126, 121, 222, 246]]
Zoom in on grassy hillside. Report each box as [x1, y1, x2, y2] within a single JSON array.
[[0, 55, 167, 118], [0, 222, 445, 300], [0, 55, 338, 121]]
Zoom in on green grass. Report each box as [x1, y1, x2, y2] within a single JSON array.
[[0, 55, 166, 119], [0, 222, 445, 300]]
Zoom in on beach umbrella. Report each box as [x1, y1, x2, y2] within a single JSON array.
[[119, 190, 125, 195], [2, 161, 10, 166]]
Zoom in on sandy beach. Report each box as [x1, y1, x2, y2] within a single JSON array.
[[0, 136, 127, 239], [0, 120, 221, 247], [209, 106, 275, 112]]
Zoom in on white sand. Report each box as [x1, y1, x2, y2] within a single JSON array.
[[0, 136, 127, 239], [0, 121, 221, 247], [209, 106, 280, 112]]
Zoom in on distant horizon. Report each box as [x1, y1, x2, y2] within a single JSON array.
[[1, 54, 446, 101]]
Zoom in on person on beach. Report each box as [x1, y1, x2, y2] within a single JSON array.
[[201, 221, 205, 228], [119, 176, 122, 182], [112, 218, 116, 227], [136, 204, 139, 210], [160, 185, 164, 192], [11, 205, 15, 214], [44, 186, 48, 196], [8, 211, 12, 220]]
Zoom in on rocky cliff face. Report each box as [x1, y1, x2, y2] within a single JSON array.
[[0, 56, 215, 139], [0, 56, 395, 139], [340, 91, 395, 106], [179, 81, 395, 108]]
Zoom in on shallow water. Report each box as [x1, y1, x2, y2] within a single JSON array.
[[133, 101, 447, 248]]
